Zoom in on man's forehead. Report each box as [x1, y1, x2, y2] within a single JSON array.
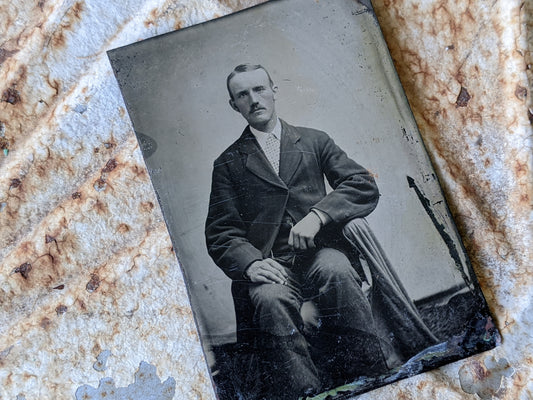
[[229, 69, 271, 91]]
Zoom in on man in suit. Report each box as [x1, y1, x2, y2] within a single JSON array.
[[205, 64, 389, 399]]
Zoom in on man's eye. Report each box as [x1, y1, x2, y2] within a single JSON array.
[[238, 93, 247, 98]]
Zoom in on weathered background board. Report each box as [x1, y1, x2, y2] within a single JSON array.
[[0, 1, 531, 399]]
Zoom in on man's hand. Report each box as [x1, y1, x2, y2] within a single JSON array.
[[288, 212, 322, 251], [245, 258, 289, 284]]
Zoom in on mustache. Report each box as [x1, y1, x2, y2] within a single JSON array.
[[250, 104, 265, 113]]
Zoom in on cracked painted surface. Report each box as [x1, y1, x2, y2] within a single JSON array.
[[75, 361, 176, 399], [0, 0, 530, 400]]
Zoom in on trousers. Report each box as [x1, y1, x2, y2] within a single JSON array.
[[244, 247, 388, 399]]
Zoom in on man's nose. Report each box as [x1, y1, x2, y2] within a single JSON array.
[[249, 91, 259, 104]]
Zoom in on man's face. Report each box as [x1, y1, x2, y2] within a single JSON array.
[[228, 69, 278, 131]]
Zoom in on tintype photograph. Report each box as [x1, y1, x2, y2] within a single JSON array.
[[108, 0, 499, 398]]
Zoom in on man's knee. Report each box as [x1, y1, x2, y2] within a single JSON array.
[[310, 248, 361, 284], [249, 282, 299, 312]]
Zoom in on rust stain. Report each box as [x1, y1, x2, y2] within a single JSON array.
[[102, 158, 118, 173], [0, 48, 18, 65], [49, 2, 85, 48], [9, 178, 22, 189], [39, 317, 51, 330], [86, 274, 101, 293], [92, 198, 108, 214], [140, 201, 154, 213], [55, 304, 67, 315], [12, 262, 32, 279], [117, 223, 130, 234], [1, 86, 21, 105], [514, 160, 528, 177], [456, 86, 471, 107], [514, 85, 527, 101], [0, 136, 9, 151]]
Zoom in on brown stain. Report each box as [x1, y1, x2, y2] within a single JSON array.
[[102, 159, 118, 173], [92, 342, 102, 356], [456, 87, 471, 107], [0, 48, 18, 65], [117, 223, 130, 234], [40, 317, 51, 330], [0, 136, 9, 150], [514, 85, 527, 101], [140, 201, 154, 213], [86, 274, 101, 293], [92, 198, 108, 214], [130, 165, 147, 179], [49, 2, 84, 49], [77, 298, 87, 312], [71, 191, 82, 199], [44, 74, 61, 97], [514, 160, 528, 177], [55, 304, 67, 315], [9, 178, 22, 189], [13, 262, 32, 279], [1, 86, 21, 105]]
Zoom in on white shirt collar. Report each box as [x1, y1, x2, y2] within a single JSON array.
[[249, 118, 281, 141]]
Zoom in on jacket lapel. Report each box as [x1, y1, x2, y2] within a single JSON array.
[[279, 120, 302, 185], [238, 127, 287, 190]]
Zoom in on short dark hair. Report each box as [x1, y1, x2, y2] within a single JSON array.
[[226, 64, 275, 100]]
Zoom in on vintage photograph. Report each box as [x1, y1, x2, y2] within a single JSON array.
[[108, 0, 499, 398]]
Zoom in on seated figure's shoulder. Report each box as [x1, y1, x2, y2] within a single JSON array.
[[289, 123, 332, 145]]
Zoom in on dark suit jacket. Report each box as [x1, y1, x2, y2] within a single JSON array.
[[205, 119, 379, 280]]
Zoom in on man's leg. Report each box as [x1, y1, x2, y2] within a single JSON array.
[[248, 280, 322, 399], [303, 248, 388, 386]]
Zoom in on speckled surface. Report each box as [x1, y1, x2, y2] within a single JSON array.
[[0, 1, 530, 399]]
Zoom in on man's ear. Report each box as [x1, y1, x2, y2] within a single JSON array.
[[272, 85, 278, 100], [229, 98, 239, 112]]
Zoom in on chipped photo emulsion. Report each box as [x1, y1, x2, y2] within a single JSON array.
[[108, 0, 500, 399]]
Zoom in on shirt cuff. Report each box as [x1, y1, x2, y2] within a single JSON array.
[[311, 208, 332, 226]]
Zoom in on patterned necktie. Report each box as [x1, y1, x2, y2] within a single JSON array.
[[263, 133, 280, 174]]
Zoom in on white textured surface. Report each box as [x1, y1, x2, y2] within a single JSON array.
[[0, 0, 531, 399]]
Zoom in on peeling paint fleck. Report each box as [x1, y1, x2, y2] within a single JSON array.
[[459, 357, 515, 400], [75, 361, 176, 400], [93, 178, 107, 192], [74, 104, 88, 114], [93, 350, 111, 372]]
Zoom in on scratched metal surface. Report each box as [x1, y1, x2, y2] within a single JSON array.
[[0, 1, 530, 400]]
